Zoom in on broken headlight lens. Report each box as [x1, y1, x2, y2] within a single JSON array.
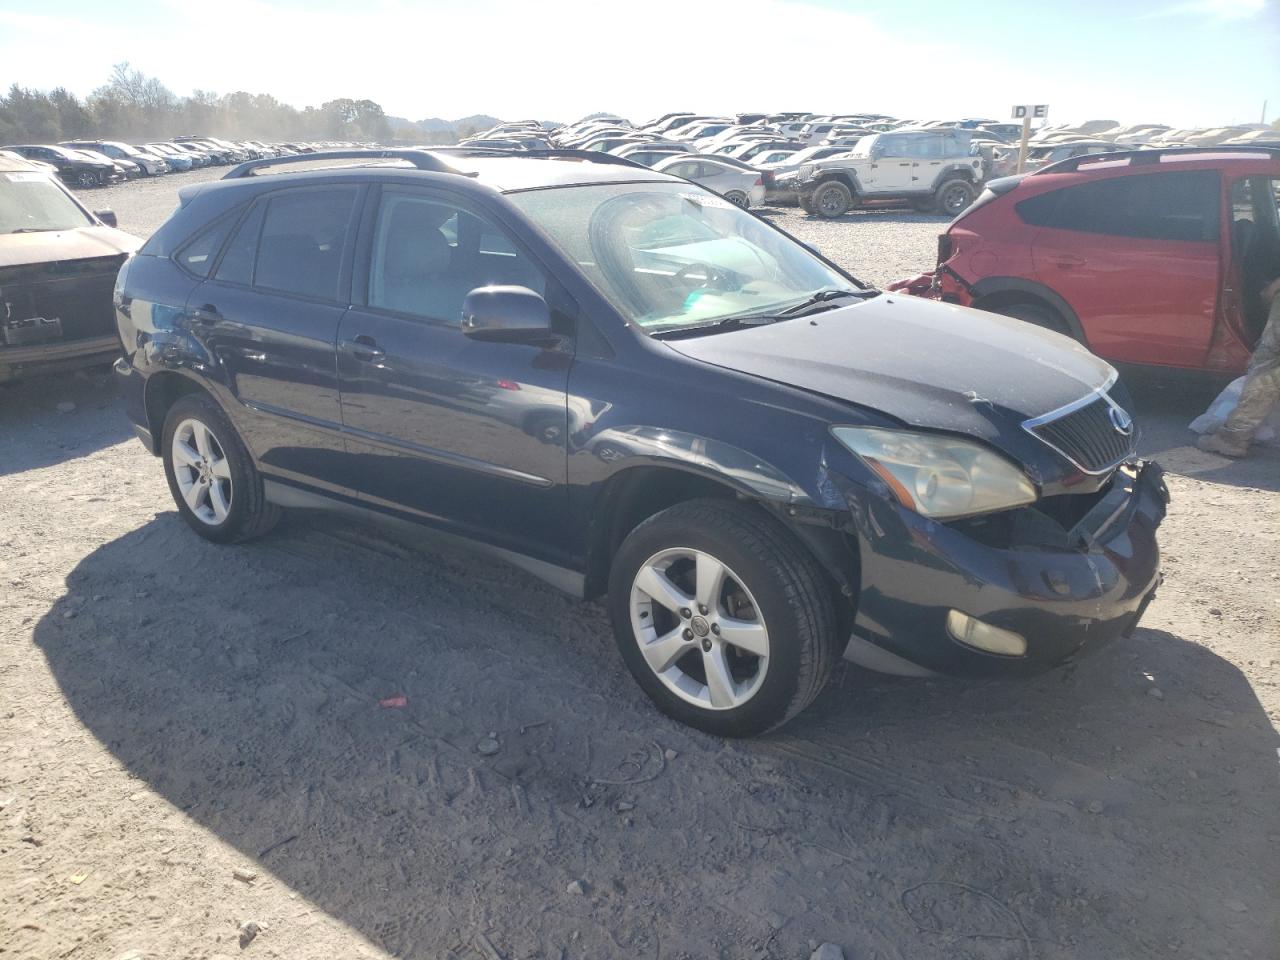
[[832, 426, 1037, 520]]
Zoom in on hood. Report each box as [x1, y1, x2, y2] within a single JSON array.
[[667, 293, 1115, 454], [0, 226, 142, 270]]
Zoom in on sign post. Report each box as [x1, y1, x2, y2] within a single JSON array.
[[1011, 104, 1049, 174]]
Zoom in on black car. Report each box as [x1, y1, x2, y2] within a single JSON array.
[[2, 144, 120, 188], [112, 149, 1167, 736], [0, 156, 139, 382]]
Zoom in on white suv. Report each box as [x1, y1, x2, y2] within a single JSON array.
[[794, 129, 984, 217]]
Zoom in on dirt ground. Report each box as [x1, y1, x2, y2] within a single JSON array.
[[1, 172, 1278, 960]]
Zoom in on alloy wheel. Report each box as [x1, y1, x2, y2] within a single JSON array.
[[171, 418, 233, 525], [77, 171, 98, 188], [629, 547, 770, 710]]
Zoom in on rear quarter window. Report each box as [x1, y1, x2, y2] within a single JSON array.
[[1016, 170, 1221, 242], [174, 211, 240, 278]]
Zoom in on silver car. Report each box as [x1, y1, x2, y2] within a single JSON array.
[[652, 154, 765, 208]]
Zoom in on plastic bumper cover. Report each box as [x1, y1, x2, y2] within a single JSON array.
[[847, 461, 1168, 677]]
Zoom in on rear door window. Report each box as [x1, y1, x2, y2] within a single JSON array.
[[1016, 170, 1221, 242], [253, 187, 358, 300]]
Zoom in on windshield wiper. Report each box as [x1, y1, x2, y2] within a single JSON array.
[[9, 227, 60, 234], [652, 314, 783, 340], [651, 289, 874, 341], [772, 288, 871, 317]]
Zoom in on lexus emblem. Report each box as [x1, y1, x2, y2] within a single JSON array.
[[1108, 404, 1134, 436]]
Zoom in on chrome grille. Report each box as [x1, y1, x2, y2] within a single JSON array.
[[1024, 390, 1137, 475]]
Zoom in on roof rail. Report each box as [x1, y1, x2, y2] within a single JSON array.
[[1035, 145, 1280, 176], [222, 149, 464, 179], [446, 146, 650, 170]]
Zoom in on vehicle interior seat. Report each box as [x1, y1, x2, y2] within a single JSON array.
[[375, 202, 468, 320]]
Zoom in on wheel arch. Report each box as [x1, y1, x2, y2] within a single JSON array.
[[969, 277, 1089, 343], [142, 369, 216, 454], [581, 462, 860, 630], [812, 170, 860, 195], [938, 163, 982, 184]]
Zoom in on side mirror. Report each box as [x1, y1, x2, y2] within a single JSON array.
[[94, 209, 118, 228], [461, 285, 554, 344]]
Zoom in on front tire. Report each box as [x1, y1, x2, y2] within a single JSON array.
[[161, 393, 280, 543], [811, 180, 853, 218], [608, 499, 841, 737], [76, 170, 99, 188]]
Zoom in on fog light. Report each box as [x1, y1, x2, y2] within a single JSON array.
[[946, 610, 1027, 657]]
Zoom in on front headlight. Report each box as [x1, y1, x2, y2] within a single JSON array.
[[832, 426, 1036, 519]]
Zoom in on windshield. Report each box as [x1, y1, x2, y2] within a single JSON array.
[[507, 181, 857, 333], [0, 172, 93, 233], [848, 135, 878, 157]]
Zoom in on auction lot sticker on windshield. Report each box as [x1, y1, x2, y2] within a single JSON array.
[[680, 192, 734, 210], [3, 172, 47, 182]]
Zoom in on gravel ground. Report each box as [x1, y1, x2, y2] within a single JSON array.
[[1, 168, 1277, 960]]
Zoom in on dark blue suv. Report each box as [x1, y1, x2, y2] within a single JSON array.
[[113, 149, 1168, 736]]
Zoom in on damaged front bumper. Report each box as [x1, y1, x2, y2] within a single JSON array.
[[845, 461, 1168, 677]]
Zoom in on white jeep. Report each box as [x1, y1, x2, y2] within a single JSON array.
[[794, 129, 985, 218]]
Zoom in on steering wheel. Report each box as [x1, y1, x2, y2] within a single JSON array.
[[673, 261, 726, 291]]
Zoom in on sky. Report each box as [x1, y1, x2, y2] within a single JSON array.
[[1, 0, 1278, 128]]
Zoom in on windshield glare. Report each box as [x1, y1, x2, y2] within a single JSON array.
[[508, 181, 855, 332], [0, 173, 93, 233]]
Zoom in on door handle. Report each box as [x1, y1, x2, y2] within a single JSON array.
[[343, 334, 385, 362], [1049, 254, 1086, 269], [192, 303, 222, 325]]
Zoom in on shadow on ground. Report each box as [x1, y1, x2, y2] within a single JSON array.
[[33, 511, 1280, 959], [0, 367, 131, 476]]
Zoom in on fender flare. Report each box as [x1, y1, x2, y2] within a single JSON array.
[[967, 276, 1089, 344], [936, 162, 981, 184], [808, 169, 861, 196]]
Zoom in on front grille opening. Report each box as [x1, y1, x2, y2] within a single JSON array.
[[1026, 393, 1136, 474]]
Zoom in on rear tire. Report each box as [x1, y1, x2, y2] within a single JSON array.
[[811, 180, 853, 219], [161, 392, 280, 544], [934, 178, 977, 215], [724, 190, 749, 209], [608, 499, 841, 737]]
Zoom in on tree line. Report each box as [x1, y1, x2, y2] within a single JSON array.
[[0, 63, 394, 145]]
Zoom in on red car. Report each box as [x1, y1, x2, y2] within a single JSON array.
[[889, 147, 1280, 374]]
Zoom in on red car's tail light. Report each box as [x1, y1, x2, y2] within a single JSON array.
[[937, 234, 955, 265]]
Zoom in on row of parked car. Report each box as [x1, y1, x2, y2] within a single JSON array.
[[0, 137, 336, 188], [456, 112, 1280, 218]]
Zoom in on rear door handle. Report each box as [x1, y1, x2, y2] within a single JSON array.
[[343, 334, 385, 363]]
